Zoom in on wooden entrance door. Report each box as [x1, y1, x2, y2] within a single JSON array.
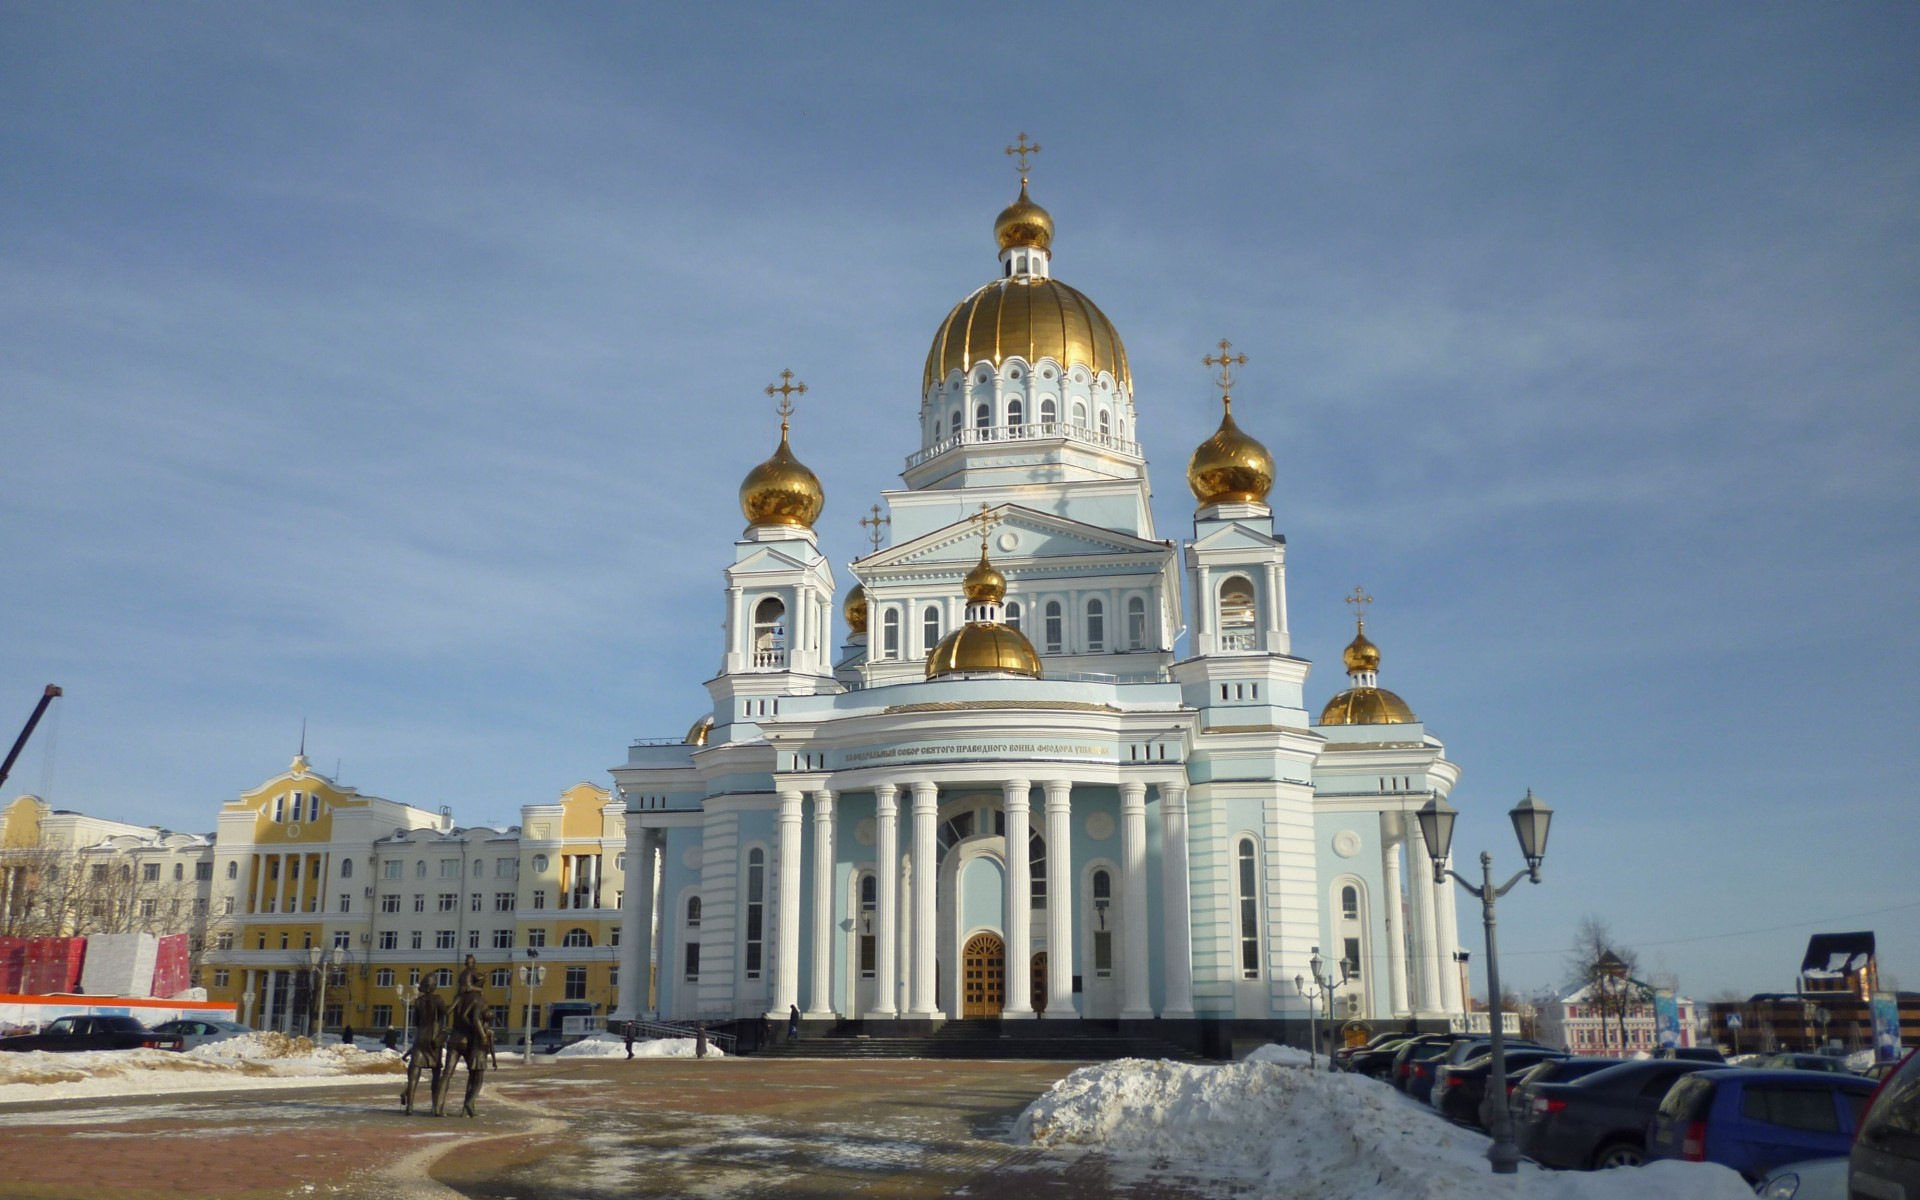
[[962, 932, 1006, 1018], [1031, 951, 1048, 1015]]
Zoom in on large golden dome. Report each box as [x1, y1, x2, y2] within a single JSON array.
[[843, 585, 868, 635], [739, 428, 824, 529], [926, 623, 1042, 680], [923, 277, 1130, 394], [995, 181, 1054, 252], [1187, 400, 1274, 506], [1318, 686, 1416, 726]]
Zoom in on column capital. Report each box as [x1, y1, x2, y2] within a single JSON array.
[[1118, 780, 1147, 807], [1001, 779, 1031, 811], [1042, 779, 1073, 806], [777, 789, 804, 811], [1157, 780, 1188, 809], [909, 780, 939, 808], [811, 789, 834, 812], [874, 782, 898, 814]]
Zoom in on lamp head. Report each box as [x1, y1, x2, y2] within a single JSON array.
[[1294, 973, 1306, 996], [1508, 789, 1553, 881], [306, 946, 322, 968], [1309, 946, 1323, 981], [1415, 796, 1458, 883]]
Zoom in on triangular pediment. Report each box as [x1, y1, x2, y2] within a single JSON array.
[[729, 545, 818, 575], [1191, 522, 1282, 553], [859, 504, 1169, 574]]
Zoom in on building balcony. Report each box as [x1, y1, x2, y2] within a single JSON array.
[[904, 420, 1142, 470]]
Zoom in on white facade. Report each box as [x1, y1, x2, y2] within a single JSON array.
[[613, 179, 1470, 1045]]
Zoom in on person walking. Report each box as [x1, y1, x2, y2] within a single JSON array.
[[624, 1020, 635, 1060], [787, 1003, 800, 1041], [695, 1022, 707, 1059], [340, 1023, 354, 1048]]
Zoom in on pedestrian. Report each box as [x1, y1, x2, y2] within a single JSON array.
[[624, 1020, 635, 1060], [340, 1023, 354, 1048], [382, 1027, 400, 1051], [695, 1022, 707, 1059], [787, 1003, 800, 1040]]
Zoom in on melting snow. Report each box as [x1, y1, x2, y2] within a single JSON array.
[[0, 1031, 404, 1105], [555, 1033, 726, 1058]]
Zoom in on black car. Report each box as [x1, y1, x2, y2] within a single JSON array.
[[1333, 1030, 1414, 1071], [1511, 1058, 1720, 1169], [1432, 1047, 1568, 1130], [1853, 1048, 1920, 1200], [1507, 1056, 1627, 1128], [1347, 1037, 1417, 1080], [1395, 1035, 1471, 1101], [1652, 1046, 1726, 1063], [0, 1014, 185, 1053], [1751, 1052, 1851, 1074]]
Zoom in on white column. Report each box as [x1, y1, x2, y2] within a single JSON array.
[[806, 789, 836, 1018], [791, 593, 808, 669], [262, 969, 278, 1031], [1380, 813, 1411, 1018], [1435, 854, 1465, 1014], [1119, 781, 1152, 1019], [1002, 779, 1034, 1018], [1042, 780, 1077, 1018], [618, 827, 659, 1019], [1159, 781, 1194, 1018], [1410, 834, 1444, 1015], [871, 784, 899, 1018], [726, 585, 744, 669], [896, 854, 913, 1016], [770, 789, 803, 1017], [909, 782, 939, 1018], [276, 853, 291, 916]]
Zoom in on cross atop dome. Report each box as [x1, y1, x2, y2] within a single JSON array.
[[1203, 339, 1249, 411], [765, 368, 807, 431], [1005, 131, 1041, 181]]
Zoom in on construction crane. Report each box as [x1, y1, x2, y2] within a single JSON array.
[[0, 685, 62, 795]]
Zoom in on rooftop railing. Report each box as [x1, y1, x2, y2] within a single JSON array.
[[905, 420, 1141, 470]]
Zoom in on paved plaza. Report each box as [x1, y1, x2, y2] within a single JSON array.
[[0, 1057, 1236, 1200]]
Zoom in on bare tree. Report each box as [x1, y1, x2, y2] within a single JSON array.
[[1568, 916, 1644, 1054]]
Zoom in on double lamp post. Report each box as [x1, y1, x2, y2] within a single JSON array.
[[1412, 788, 1554, 1177]]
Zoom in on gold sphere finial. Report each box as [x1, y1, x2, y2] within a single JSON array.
[[1187, 340, 1273, 507], [843, 584, 868, 635], [739, 369, 824, 529]]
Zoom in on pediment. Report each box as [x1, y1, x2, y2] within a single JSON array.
[[729, 545, 817, 576], [861, 503, 1169, 574], [1190, 522, 1282, 553]]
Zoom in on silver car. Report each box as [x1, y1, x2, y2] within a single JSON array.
[[148, 1018, 252, 1050]]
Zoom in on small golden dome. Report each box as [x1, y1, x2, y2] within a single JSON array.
[[1318, 686, 1416, 726], [1187, 400, 1274, 506], [963, 545, 1006, 605], [844, 585, 868, 635], [1343, 627, 1381, 673], [995, 181, 1054, 252], [739, 428, 824, 529], [684, 715, 713, 746], [924, 277, 1130, 394], [926, 623, 1043, 680]]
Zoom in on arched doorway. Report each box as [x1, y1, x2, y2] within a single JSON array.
[[1031, 951, 1048, 1016], [962, 932, 1005, 1018]]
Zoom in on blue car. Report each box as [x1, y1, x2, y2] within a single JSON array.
[[1646, 1068, 1875, 1182]]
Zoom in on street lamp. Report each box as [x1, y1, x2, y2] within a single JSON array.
[[1293, 946, 1350, 1071], [305, 946, 322, 1039], [397, 982, 418, 1046], [1416, 789, 1554, 1177], [519, 949, 547, 1067]]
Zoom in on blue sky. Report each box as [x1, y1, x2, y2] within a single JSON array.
[[3, 2, 1915, 999]]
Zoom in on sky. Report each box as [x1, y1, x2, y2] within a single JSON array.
[[3, 2, 1916, 1000]]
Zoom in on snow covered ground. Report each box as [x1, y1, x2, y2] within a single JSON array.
[[1014, 1047, 1755, 1200], [555, 1033, 726, 1058], [0, 1031, 405, 1104]]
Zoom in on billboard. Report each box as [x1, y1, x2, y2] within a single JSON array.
[[1871, 992, 1903, 1063], [1653, 988, 1681, 1049]]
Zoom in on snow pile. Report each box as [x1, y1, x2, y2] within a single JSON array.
[[1246, 1042, 1314, 1068], [0, 1033, 403, 1104], [1014, 1057, 1753, 1200], [555, 1033, 724, 1059]]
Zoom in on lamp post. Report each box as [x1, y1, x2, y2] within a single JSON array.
[[241, 988, 256, 1028], [1293, 947, 1349, 1071], [1416, 789, 1554, 1177], [397, 983, 417, 1046], [519, 950, 546, 1067], [304, 946, 323, 1039]]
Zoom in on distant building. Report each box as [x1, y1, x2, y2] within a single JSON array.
[[1800, 931, 1879, 1000], [1538, 982, 1697, 1055], [1703, 931, 1914, 1055]]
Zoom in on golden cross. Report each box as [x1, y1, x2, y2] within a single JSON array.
[[764, 369, 807, 426], [1005, 132, 1041, 179], [1203, 339, 1249, 396], [860, 504, 891, 553], [1345, 585, 1374, 628], [968, 501, 996, 549]]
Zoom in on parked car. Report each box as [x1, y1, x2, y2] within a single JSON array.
[[1334, 1030, 1413, 1071], [1851, 1048, 1920, 1200], [1388, 1035, 1455, 1091], [1432, 1047, 1568, 1130], [148, 1018, 253, 1051], [1511, 1058, 1719, 1169], [1347, 1038, 1416, 1080], [1751, 1052, 1852, 1075], [1753, 1156, 1848, 1200], [1652, 1046, 1726, 1063], [1646, 1068, 1874, 1180], [1400, 1037, 1470, 1103], [528, 1029, 569, 1054], [0, 1015, 185, 1053]]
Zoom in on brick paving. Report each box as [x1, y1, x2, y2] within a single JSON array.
[[0, 1057, 1239, 1199]]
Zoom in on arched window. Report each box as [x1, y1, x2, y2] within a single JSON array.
[[744, 848, 765, 979], [272, 794, 284, 823], [1039, 396, 1057, 425], [1030, 830, 1047, 907], [922, 605, 941, 651], [975, 403, 990, 430], [686, 895, 702, 927], [1085, 597, 1105, 652], [1071, 400, 1087, 428], [859, 872, 877, 978], [1341, 885, 1359, 920], [1219, 576, 1256, 648], [1098, 409, 1111, 436], [1008, 397, 1024, 428], [225, 860, 238, 881], [1091, 868, 1114, 976], [1004, 600, 1022, 632], [881, 609, 901, 659], [307, 793, 319, 821], [472, 858, 483, 878], [1043, 600, 1064, 655], [562, 928, 592, 948], [532, 854, 549, 874], [340, 859, 353, 880], [752, 597, 786, 664], [1236, 837, 1261, 979], [1126, 595, 1148, 650], [950, 408, 963, 436]]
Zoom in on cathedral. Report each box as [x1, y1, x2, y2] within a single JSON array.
[[611, 148, 1471, 1051]]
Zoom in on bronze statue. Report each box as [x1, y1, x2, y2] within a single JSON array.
[[433, 955, 492, 1117], [401, 979, 448, 1116]]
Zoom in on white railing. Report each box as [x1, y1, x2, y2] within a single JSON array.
[[905, 421, 1141, 470], [751, 649, 788, 669], [1449, 1012, 1522, 1035], [1219, 631, 1259, 651]]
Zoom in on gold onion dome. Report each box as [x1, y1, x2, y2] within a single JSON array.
[[739, 427, 824, 529], [1187, 400, 1274, 506], [963, 545, 1007, 604], [995, 181, 1054, 252], [843, 585, 868, 635], [1319, 624, 1415, 726], [927, 623, 1042, 680], [1343, 627, 1381, 673], [924, 278, 1130, 395]]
